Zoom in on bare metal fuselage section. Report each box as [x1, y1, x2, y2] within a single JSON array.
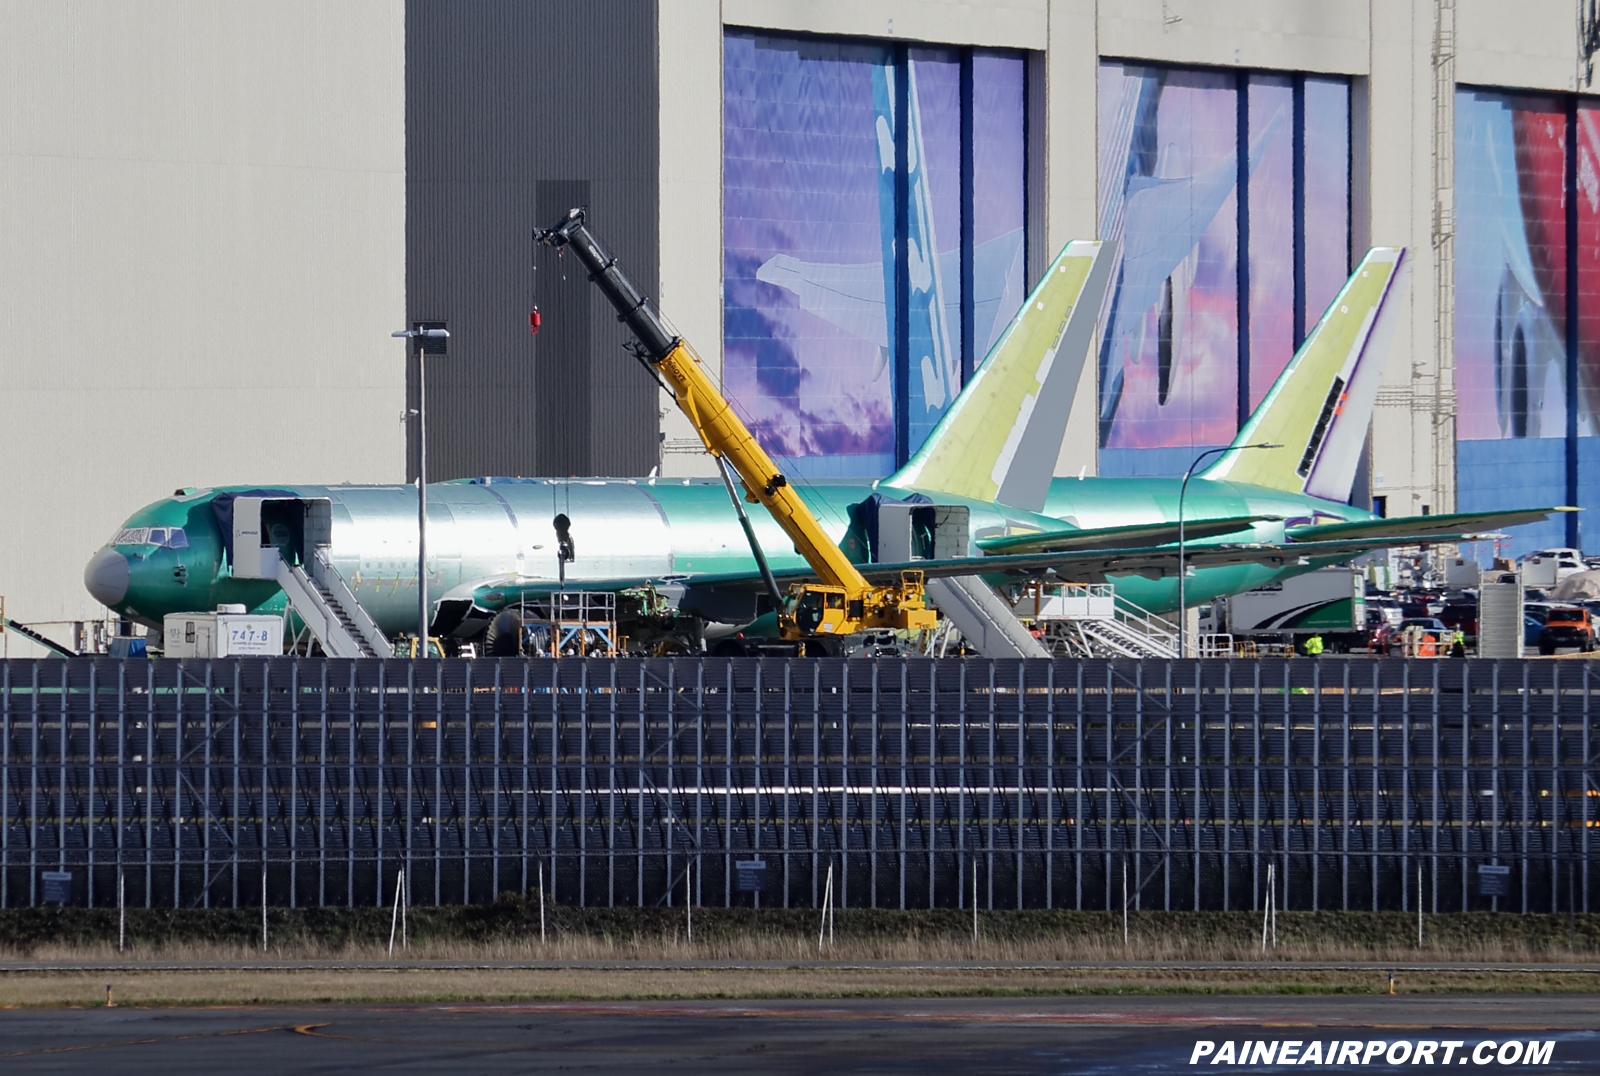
[[90, 473, 1370, 636]]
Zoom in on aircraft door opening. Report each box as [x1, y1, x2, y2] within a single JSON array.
[[230, 497, 332, 579]]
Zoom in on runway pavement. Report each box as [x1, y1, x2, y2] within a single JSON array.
[[0, 994, 1594, 1073]]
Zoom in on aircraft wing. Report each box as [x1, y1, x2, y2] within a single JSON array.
[[1286, 506, 1577, 543], [852, 535, 1454, 585], [563, 533, 1461, 594], [975, 514, 1279, 555], [460, 529, 1488, 614]]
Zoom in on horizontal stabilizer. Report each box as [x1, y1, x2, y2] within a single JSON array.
[[1287, 506, 1577, 543], [975, 514, 1279, 556]]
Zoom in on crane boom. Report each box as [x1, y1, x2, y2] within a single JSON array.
[[534, 208, 934, 640]]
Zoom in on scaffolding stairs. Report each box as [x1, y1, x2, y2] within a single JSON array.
[[275, 550, 392, 659], [1023, 584, 1182, 660], [1057, 615, 1181, 659]]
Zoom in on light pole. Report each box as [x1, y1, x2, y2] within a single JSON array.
[[1177, 441, 1281, 658], [393, 327, 450, 654]]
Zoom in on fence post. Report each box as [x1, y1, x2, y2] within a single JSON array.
[[388, 868, 404, 956]]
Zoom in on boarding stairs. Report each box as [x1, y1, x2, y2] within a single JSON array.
[[275, 550, 392, 659], [1021, 584, 1183, 660], [925, 576, 1049, 659]]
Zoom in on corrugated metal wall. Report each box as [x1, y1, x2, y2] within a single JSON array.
[[405, 1, 661, 484], [2, 657, 1594, 913]]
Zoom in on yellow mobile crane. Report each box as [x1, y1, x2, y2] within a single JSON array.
[[534, 208, 936, 641]]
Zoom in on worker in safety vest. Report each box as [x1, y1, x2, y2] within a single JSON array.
[[1450, 630, 1467, 658], [1303, 634, 1324, 657]]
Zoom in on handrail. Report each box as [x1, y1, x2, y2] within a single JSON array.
[[1111, 592, 1180, 647]]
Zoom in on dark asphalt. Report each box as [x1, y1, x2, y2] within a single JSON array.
[[0, 995, 1596, 1074]]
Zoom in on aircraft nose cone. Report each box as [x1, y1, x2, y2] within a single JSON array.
[[84, 547, 129, 607]]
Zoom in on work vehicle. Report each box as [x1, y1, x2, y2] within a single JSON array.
[[1537, 605, 1594, 654], [1521, 548, 1586, 586], [533, 207, 936, 646], [1224, 566, 1367, 652]]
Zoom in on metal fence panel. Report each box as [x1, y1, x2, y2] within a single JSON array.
[[0, 657, 1594, 912]]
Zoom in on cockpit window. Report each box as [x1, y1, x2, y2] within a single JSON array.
[[115, 526, 188, 549]]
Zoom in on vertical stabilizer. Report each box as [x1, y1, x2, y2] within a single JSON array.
[[886, 239, 1115, 512], [1202, 248, 1407, 496]]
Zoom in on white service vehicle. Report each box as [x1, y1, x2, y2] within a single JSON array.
[[163, 604, 283, 658], [1224, 567, 1368, 652]]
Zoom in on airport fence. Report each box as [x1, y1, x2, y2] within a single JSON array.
[[0, 657, 1594, 914]]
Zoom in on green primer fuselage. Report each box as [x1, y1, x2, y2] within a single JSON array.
[[93, 474, 1368, 631]]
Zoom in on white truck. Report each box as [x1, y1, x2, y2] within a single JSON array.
[[163, 604, 283, 658], [1224, 567, 1368, 653]]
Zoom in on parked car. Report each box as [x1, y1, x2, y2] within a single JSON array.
[[1527, 614, 1548, 648], [1368, 600, 1404, 627], [1436, 603, 1479, 641], [1537, 606, 1595, 655]]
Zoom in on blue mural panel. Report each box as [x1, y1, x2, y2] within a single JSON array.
[[1097, 65, 1349, 480], [971, 52, 1027, 362], [723, 33, 1025, 479], [901, 49, 963, 454], [1097, 64, 1242, 456], [1456, 438, 1569, 561], [1577, 102, 1600, 552], [1301, 78, 1351, 330], [1246, 74, 1294, 411], [724, 34, 895, 477], [1454, 89, 1570, 558]]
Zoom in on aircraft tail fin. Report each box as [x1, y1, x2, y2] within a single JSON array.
[[885, 239, 1115, 512], [1201, 247, 1408, 496]]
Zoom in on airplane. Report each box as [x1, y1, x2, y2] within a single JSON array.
[[82, 239, 1568, 657]]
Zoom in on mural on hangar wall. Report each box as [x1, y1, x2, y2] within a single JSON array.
[[1095, 64, 1349, 476], [722, 32, 1025, 478], [1454, 89, 1600, 556]]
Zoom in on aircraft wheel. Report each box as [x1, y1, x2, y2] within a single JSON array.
[[485, 610, 524, 657]]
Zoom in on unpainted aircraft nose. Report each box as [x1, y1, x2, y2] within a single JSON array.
[[84, 547, 129, 607]]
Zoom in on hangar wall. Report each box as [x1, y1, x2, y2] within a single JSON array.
[[654, 0, 1598, 557], [0, 1, 406, 658], [404, 1, 662, 484]]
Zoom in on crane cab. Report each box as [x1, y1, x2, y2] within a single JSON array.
[[788, 585, 851, 636]]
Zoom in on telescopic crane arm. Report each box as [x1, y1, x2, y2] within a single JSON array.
[[533, 208, 933, 639]]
